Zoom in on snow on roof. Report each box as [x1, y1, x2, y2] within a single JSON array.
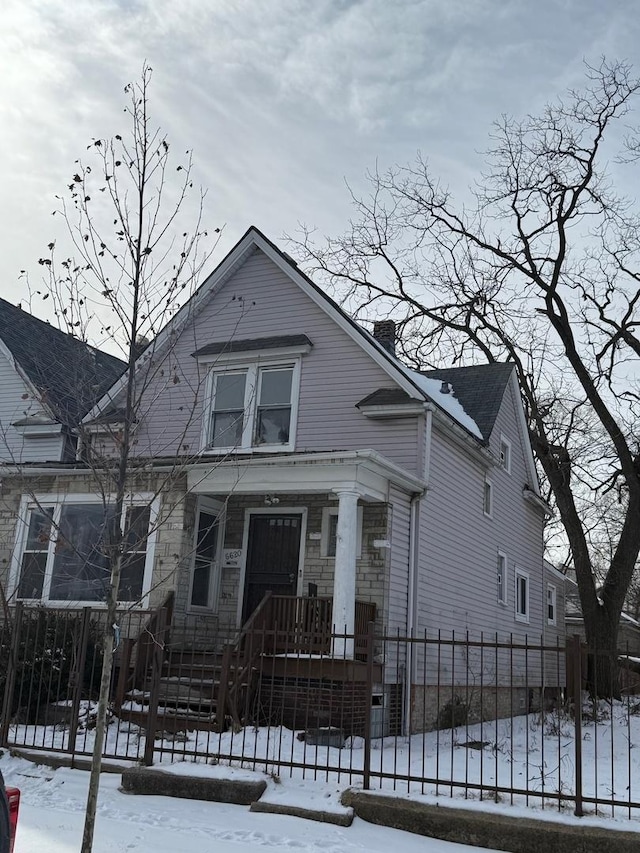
[[406, 370, 483, 440]]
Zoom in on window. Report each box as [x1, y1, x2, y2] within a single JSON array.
[[499, 436, 511, 474], [547, 583, 557, 625], [515, 568, 529, 622], [206, 362, 298, 451], [12, 496, 157, 605], [483, 479, 493, 517], [320, 507, 363, 558], [189, 500, 223, 611], [497, 551, 507, 605]]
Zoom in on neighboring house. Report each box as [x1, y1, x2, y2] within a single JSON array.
[[0, 297, 125, 463], [565, 574, 640, 655], [0, 228, 552, 732]]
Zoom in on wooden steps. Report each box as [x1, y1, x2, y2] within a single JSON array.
[[118, 646, 255, 733]]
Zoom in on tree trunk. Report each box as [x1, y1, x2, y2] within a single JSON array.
[[582, 605, 621, 700]]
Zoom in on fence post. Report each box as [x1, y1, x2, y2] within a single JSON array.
[[570, 634, 583, 817], [143, 607, 167, 766], [216, 644, 232, 732], [362, 621, 375, 791], [67, 607, 92, 762], [0, 603, 23, 746]]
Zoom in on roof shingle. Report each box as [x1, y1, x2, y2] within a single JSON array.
[[0, 298, 126, 426]]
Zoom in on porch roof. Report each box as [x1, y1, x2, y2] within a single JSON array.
[[186, 448, 425, 502]]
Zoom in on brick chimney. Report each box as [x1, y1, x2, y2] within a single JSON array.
[[373, 320, 396, 356]]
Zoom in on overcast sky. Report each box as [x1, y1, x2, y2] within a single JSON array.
[[2, 0, 640, 319]]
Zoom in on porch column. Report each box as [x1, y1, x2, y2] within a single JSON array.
[[331, 488, 360, 659]]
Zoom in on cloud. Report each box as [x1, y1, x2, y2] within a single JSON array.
[[1, 0, 640, 313]]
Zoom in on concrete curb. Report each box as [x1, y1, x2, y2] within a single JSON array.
[[250, 799, 354, 826], [120, 767, 267, 805], [341, 791, 640, 853], [9, 749, 134, 775]]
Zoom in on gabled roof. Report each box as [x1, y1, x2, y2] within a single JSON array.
[[0, 298, 126, 426], [421, 363, 515, 442], [82, 227, 536, 490]]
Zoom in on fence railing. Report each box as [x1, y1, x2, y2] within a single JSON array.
[[2, 606, 640, 822]]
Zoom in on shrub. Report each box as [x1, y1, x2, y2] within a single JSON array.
[[437, 694, 469, 730], [0, 609, 103, 723]]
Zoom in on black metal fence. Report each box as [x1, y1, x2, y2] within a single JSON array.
[[2, 605, 640, 821]]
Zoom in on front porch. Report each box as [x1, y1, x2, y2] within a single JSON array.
[[177, 450, 424, 648], [115, 592, 382, 740]]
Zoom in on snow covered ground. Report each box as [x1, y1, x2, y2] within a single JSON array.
[[4, 699, 640, 850], [2, 751, 493, 853], [10, 699, 640, 820]]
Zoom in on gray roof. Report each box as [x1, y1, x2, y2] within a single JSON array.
[[421, 363, 515, 440], [356, 388, 415, 408], [0, 298, 126, 426], [192, 334, 312, 358], [356, 363, 514, 442]]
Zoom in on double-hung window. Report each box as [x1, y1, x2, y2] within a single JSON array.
[[209, 371, 248, 449], [497, 551, 507, 605], [206, 363, 298, 451], [196, 335, 311, 453], [483, 479, 493, 517], [547, 583, 557, 625], [12, 495, 157, 605], [499, 436, 511, 474], [515, 568, 529, 622]]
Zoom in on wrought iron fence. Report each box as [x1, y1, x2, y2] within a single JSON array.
[[2, 604, 640, 821]]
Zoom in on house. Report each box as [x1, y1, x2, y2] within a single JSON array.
[[0, 297, 125, 463], [0, 228, 552, 733]]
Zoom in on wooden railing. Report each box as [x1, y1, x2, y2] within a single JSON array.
[[113, 591, 174, 712], [265, 596, 376, 656], [218, 595, 377, 729]]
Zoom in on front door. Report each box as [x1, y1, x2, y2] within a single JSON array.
[[243, 513, 302, 621]]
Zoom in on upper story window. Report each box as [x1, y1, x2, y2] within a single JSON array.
[[483, 479, 493, 517], [12, 495, 157, 605], [207, 363, 297, 451], [194, 336, 312, 454], [499, 436, 511, 474]]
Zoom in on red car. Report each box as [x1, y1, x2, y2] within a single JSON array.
[[0, 771, 19, 853]]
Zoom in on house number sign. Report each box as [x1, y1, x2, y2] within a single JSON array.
[[223, 548, 243, 568]]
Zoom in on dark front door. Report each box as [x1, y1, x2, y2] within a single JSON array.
[[243, 513, 302, 621]]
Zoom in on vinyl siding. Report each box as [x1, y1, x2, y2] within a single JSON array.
[[130, 248, 422, 473], [0, 350, 65, 462], [417, 374, 545, 649]]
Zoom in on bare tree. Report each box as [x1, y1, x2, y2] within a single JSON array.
[[21, 64, 220, 853], [291, 60, 640, 695]]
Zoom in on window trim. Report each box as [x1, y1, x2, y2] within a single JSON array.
[[201, 357, 302, 453], [483, 478, 493, 518], [547, 582, 557, 626], [499, 435, 512, 474], [497, 550, 507, 605], [514, 567, 530, 623], [187, 497, 225, 614], [320, 506, 363, 558], [10, 492, 159, 607]]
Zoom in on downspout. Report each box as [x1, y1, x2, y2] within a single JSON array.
[[404, 406, 432, 736]]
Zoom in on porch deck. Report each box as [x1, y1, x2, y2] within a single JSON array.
[[116, 593, 379, 738]]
